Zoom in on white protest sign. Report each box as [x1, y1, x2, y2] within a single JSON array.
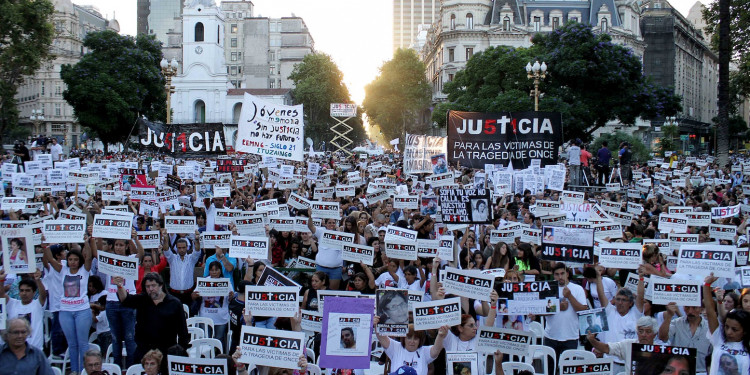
[[1, 197, 27, 211], [311, 201, 340, 219], [709, 224, 737, 241], [43, 220, 85, 243], [300, 309, 323, 332], [228, 236, 269, 260], [92, 214, 132, 240], [677, 244, 735, 278], [1, 227, 35, 274], [335, 185, 355, 198], [165, 216, 196, 234], [320, 230, 355, 250], [597, 242, 643, 269], [287, 193, 311, 209], [649, 277, 702, 306], [476, 327, 532, 357], [559, 359, 615, 375], [195, 277, 232, 297], [137, 231, 160, 249], [168, 356, 227, 375], [342, 243, 375, 266], [239, 326, 304, 369], [416, 239, 440, 258], [412, 297, 461, 331], [712, 204, 740, 219], [201, 232, 232, 249], [385, 225, 418, 243], [440, 267, 495, 301], [96, 252, 138, 279], [393, 196, 419, 210], [658, 214, 689, 234], [685, 212, 711, 227], [438, 236, 455, 261], [235, 93, 305, 161], [668, 233, 700, 253], [384, 241, 417, 261], [234, 216, 266, 237]]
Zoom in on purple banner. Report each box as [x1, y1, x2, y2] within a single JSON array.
[[319, 296, 375, 369]]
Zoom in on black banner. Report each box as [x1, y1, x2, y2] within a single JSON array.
[[496, 281, 559, 300], [630, 343, 695, 375], [439, 188, 491, 224], [166, 174, 182, 190], [540, 226, 594, 264], [447, 111, 562, 169], [217, 158, 248, 173], [139, 119, 226, 157]]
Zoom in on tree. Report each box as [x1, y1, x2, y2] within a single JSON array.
[[438, 23, 682, 141], [0, 0, 55, 146], [61, 31, 166, 149], [363, 48, 431, 142], [591, 131, 650, 163], [658, 123, 680, 156], [289, 53, 366, 146]]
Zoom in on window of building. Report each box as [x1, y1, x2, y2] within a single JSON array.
[[231, 38, 237, 47], [448, 48, 455, 62], [450, 14, 456, 30], [54, 103, 61, 116], [270, 66, 275, 75], [238, 52, 242, 59], [570, 16, 579, 22], [194, 100, 206, 123], [41, 82, 45, 96], [231, 66, 237, 75], [448, 73, 454, 82], [533, 16, 541, 31], [55, 83, 61, 96], [466, 13, 473, 29], [52, 123, 65, 132], [238, 66, 242, 74], [270, 80, 276, 89], [231, 52, 237, 61], [231, 24, 238, 33], [466, 47, 473, 60], [503, 16, 511, 31], [601, 17, 608, 32], [195, 22, 204, 42], [553, 17, 560, 29], [270, 51, 275, 60]]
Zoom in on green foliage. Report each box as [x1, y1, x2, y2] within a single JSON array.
[[363, 48, 431, 142], [289, 53, 365, 146], [0, 0, 55, 145], [590, 131, 650, 164], [61, 31, 166, 148], [658, 124, 680, 156], [439, 23, 682, 141]]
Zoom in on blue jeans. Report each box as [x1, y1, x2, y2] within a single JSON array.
[[316, 264, 342, 280], [254, 317, 277, 330], [60, 309, 93, 372], [213, 323, 228, 354], [107, 301, 137, 367], [51, 311, 68, 356]]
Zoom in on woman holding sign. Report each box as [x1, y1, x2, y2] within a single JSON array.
[[704, 274, 750, 375], [44, 239, 93, 375], [372, 316, 450, 375], [192, 261, 231, 352]]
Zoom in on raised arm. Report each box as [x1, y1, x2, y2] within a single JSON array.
[[34, 270, 47, 306], [703, 273, 719, 334], [429, 325, 450, 358], [658, 302, 678, 342], [43, 244, 62, 272]]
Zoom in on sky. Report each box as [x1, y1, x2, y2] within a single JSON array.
[[71, 0, 708, 106]]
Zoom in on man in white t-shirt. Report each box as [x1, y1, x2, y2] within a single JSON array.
[[543, 263, 588, 374], [48, 137, 63, 161], [0, 270, 47, 349], [587, 316, 659, 375], [308, 216, 344, 290], [593, 268, 644, 368], [583, 266, 618, 308]]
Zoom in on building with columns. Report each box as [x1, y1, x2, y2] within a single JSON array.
[[14, 0, 119, 148]]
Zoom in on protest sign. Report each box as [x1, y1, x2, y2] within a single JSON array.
[[658, 214, 689, 234], [92, 214, 132, 240], [438, 236, 455, 261], [335, 185, 355, 197], [739, 267, 750, 287], [624, 273, 653, 301], [268, 217, 295, 232], [366, 189, 389, 204], [446, 352, 479, 375], [216, 158, 247, 173], [136, 231, 160, 249], [239, 326, 304, 369], [447, 111, 563, 169], [685, 212, 711, 227], [168, 356, 227, 375], [287, 193, 311, 210], [649, 277, 702, 306], [1, 227, 35, 274], [384, 242, 417, 261], [313, 187, 335, 199], [320, 230, 355, 250], [560, 202, 591, 222], [643, 239, 672, 256], [668, 233, 699, 253], [385, 225, 418, 243], [316, 290, 361, 313], [597, 243, 643, 269], [191, 277, 231, 297], [96, 252, 138, 279], [300, 309, 323, 333], [630, 343, 696, 375], [416, 239, 440, 258], [139, 119, 226, 156], [712, 204, 740, 219], [0, 299, 5, 329], [521, 228, 542, 245], [245, 285, 299, 317], [535, 200, 562, 216], [677, 244, 735, 278], [709, 224, 737, 241], [476, 327, 532, 357], [228, 236, 269, 260], [375, 289, 409, 336], [42, 220, 85, 243], [403, 133, 448, 174], [425, 172, 454, 187], [1, 197, 27, 211], [320, 297, 375, 369], [165, 216, 196, 234], [578, 308, 609, 335], [256, 199, 279, 212], [235, 93, 304, 161], [541, 226, 594, 264], [393, 195, 419, 210], [561, 190, 585, 204], [439, 188, 491, 224], [233, 216, 266, 237], [311, 201, 340, 219], [200, 232, 232, 249], [496, 281, 560, 315], [257, 265, 301, 290], [559, 359, 614, 375], [440, 267, 495, 301], [412, 297, 461, 331], [342, 243, 375, 266]]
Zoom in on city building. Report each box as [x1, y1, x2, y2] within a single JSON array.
[[137, 0, 185, 46], [393, 0, 440, 52], [15, 0, 119, 148], [641, 0, 718, 154]]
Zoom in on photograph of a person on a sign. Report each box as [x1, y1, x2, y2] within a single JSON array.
[[471, 199, 489, 222]]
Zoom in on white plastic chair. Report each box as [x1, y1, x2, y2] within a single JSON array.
[[502, 361, 535, 374], [188, 338, 223, 358], [530, 344, 556, 375], [51, 367, 62, 375], [306, 363, 322, 375], [183, 303, 190, 319], [187, 316, 215, 338], [49, 350, 70, 374], [559, 349, 596, 362], [189, 326, 206, 341], [528, 321, 544, 345], [126, 364, 145, 375], [305, 348, 317, 365]]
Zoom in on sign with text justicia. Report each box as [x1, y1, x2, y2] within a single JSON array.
[[447, 111, 563, 169]]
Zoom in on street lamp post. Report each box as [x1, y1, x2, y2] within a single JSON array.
[[526, 61, 548, 111], [30, 109, 44, 135], [160, 58, 179, 124]]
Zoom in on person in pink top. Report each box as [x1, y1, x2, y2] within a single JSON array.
[[581, 144, 593, 185]]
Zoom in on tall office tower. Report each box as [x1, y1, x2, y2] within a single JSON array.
[[137, 0, 185, 44], [393, 0, 438, 52]]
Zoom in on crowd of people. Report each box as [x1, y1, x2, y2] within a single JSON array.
[[1, 144, 750, 375]]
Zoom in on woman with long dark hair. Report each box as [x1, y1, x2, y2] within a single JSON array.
[[513, 243, 540, 276], [704, 274, 750, 375]]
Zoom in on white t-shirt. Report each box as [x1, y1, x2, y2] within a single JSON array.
[[99, 255, 137, 301], [60, 267, 90, 311], [442, 331, 477, 352], [375, 269, 406, 289], [709, 327, 750, 375], [600, 304, 643, 364], [43, 262, 65, 312], [199, 294, 230, 325], [587, 277, 618, 308], [544, 281, 587, 341], [314, 227, 343, 268], [385, 339, 436, 375], [49, 143, 63, 161], [7, 298, 44, 349]]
